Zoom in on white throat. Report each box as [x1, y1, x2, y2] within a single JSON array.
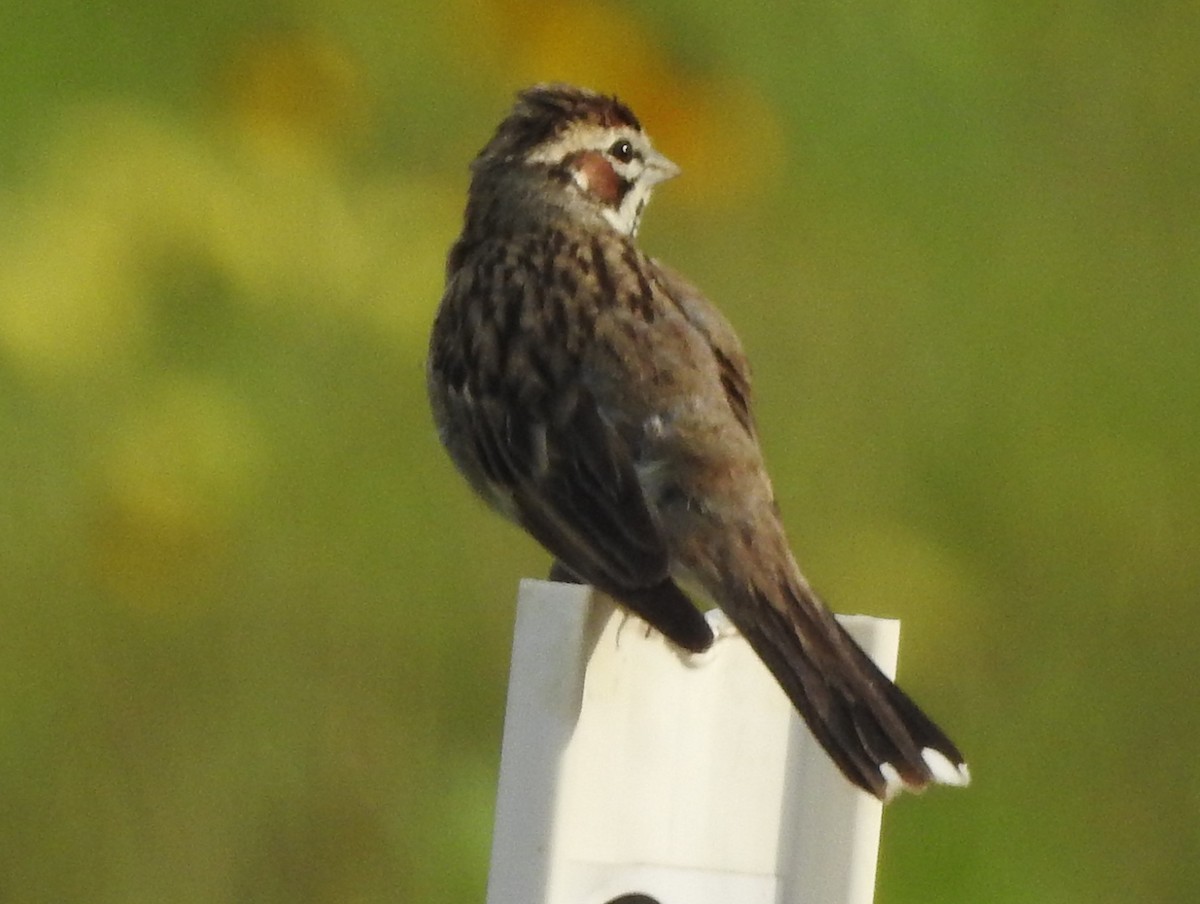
[[601, 181, 655, 236]]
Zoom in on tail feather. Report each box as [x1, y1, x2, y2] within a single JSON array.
[[734, 579, 968, 799]]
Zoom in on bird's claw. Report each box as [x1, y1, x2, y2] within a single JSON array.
[[682, 608, 740, 668]]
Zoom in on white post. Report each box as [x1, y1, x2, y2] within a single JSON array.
[[485, 579, 900, 904]]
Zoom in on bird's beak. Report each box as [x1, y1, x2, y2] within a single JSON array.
[[645, 150, 681, 185]]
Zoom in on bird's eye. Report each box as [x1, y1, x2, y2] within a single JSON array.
[[608, 139, 635, 164]]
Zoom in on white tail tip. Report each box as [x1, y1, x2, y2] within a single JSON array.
[[923, 747, 971, 786]]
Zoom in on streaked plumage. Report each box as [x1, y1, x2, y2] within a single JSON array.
[[427, 83, 969, 798]]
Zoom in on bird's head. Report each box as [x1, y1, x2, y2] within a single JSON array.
[[469, 84, 679, 237]]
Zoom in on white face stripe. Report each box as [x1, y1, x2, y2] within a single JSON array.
[[525, 124, 644, 165], [602, 176, 653, 236]]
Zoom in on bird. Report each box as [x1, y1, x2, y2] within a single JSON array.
[[426, 83, 970, 799]]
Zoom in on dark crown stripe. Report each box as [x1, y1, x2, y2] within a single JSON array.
[[475, 84, 642, 168]]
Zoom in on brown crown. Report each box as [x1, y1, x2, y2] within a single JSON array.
[[474, 84, 642, 168]]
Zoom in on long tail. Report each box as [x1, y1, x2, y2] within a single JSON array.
[[732, 574, 970, 799]]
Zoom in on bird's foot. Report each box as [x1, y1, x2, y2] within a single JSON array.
[[681, 608, 741, 668]]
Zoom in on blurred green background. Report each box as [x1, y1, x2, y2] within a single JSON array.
[[2, 1, 1197, 902]]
